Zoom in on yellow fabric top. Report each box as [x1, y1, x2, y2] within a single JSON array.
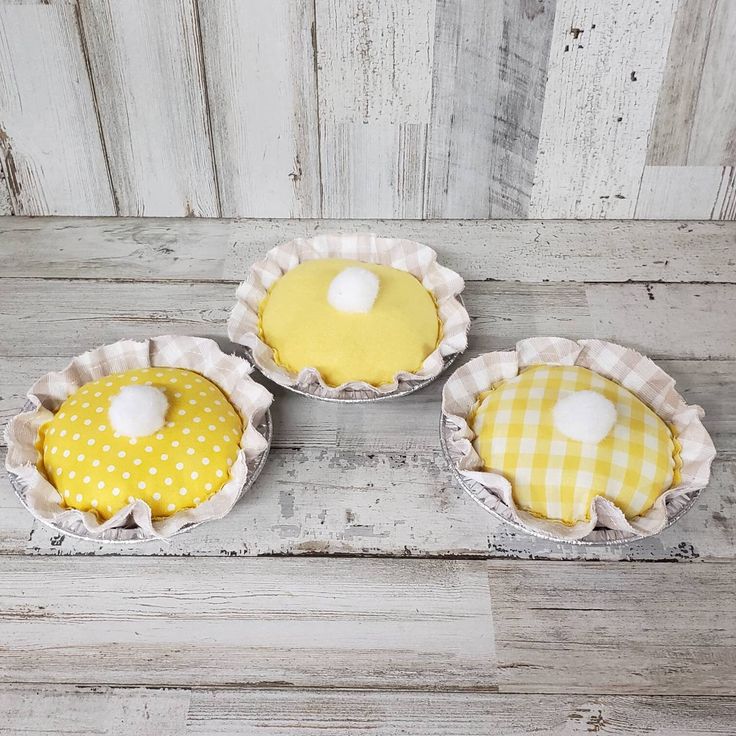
[[39, 367, 242, 520], [258, 258, 440, 387], [469, 365, 681, 524]]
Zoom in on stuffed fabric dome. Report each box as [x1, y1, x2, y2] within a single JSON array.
[[469, 364, 681, 525], [39, 367, 242, 520], [258, 258, 441, 387]]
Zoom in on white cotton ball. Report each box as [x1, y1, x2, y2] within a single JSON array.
[[108, 385, 168, 438], [553, 390, 617, 444], [327, 267, 380, 313]]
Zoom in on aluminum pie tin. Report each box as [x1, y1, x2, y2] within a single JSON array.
[[439, 412, 700, 546], [8, 407, 272, 544]]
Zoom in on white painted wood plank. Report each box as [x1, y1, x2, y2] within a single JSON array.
[[687, 0, 736, 166], [315, 0, 434, 218], [713, 166, 736, 220], [0, 557, 495, 688], [0, 3, 114, 215], [425, 0, 555, 218], [3, 218, 735, 283], [0, 163, 12, 215], [78, 0, 218, 216], [6, 452, 734, 562], [186, 689, 736, 736], [6, 686, 733, 736], [0, 684, 190, 736], [3, 278, 735, 359], [635, 166, 729, 220], [646, 0, 719, 166], [198, 0, 320, 218], [530, 0, 678, 218], [490, 560, 736, 695], [586, 282, 736, 360], [319, 122, 427, 218]]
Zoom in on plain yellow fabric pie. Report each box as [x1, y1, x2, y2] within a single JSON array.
[[38, 367, 242, 520], [258, 258, 441, 387], [469, 365, 681, 524]]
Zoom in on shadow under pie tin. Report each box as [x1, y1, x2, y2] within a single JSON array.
[[8, 406, 272, 544], [439, 411, 701, 546]]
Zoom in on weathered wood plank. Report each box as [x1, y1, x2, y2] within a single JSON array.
[[0, 684, 190, 736], [3, 218, 735, 283], [185, 690, 736, 736], [425, 0, 555, 218], [530, 0, 677, 218], [635, 166, 735, 220], [2, 278, 735, 359], [0, 164, 12, 216], [687, 0, 736, 166], [586, 282, 736, 360], [198, 0, 320, 218], [7, 686, 733, 736], [5, 453, 734, 562], [315, 0, 434, 218], [0, 557, 495, 688], [0, 3, 115, 215], [78, 0, 218, 216], [490, 560, 736, 695], [646, 0, 719, 166]]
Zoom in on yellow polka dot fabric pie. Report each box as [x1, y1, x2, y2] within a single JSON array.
[[469, 365, 681, 525], [258, 258, 441, 387], [39, 367, 242, 520]]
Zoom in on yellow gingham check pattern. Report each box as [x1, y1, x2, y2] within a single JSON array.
[[470, 365, 681, 525]]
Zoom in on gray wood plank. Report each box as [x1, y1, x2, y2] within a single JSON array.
[[635, 166, 735, 220], [425, 0, 555, 218], [78, 0, 218, 216], [198, 0, 320, 218], [0, 684, 190, 736], [2, 278, 735, 359], [0, 556, 495, 689], [315, 0, 433, 218], [2, 218, 735, 283], [6, 685, 733, 736], [490, 560, 736, 695], [531, 0, 678, 218], [0, 3, 115, 215], [185, 689, 736, 736], [646, 0, 718, 166], [5, 453, 734, 562]]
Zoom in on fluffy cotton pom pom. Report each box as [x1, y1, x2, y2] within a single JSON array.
[[553, 390, 618, 444], [108, 385, 168, 438], [327, 267, 380, 313]]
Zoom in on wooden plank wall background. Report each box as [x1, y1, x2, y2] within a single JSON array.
[[0, 0, 734, 219]]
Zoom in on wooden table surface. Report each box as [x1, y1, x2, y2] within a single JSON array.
[[0, 218, 734, 735]]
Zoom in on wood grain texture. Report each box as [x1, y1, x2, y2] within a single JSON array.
[[425, 0, 555, 218], [0, 684, 190, 736], [185, 690, 736, 736], [2, 218, 735, 283], [198, 0, 320, 218], [530, 0, 678, 218], [490, 560, 736, 695], [635, 166, 736, 220], [3, 278, 735, 359], [0, 556, 495, 688], [316, 0, 433, 218], [0, 3, 114, 215], [687, 0, 736, 166], [646, 0, 719, 166], [78, 0, 218, 216], [5, 686, 734, 736]]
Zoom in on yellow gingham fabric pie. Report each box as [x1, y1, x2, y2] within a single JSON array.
[[469, 364, 682, 525]]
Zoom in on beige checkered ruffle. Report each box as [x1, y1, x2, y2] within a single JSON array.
[[4, 336, 273, 540], [441, 337, 716, 542], [227, 233, 470, 397]]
